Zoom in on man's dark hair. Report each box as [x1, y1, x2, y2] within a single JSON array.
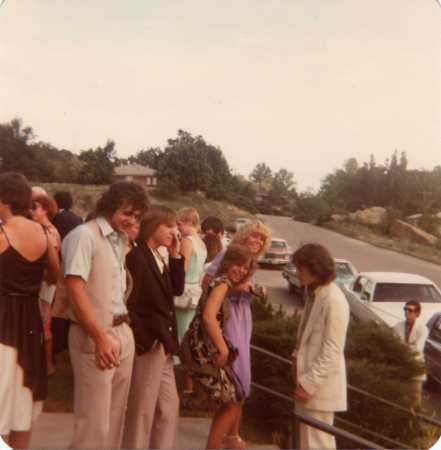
[[95, 182, 149, 217], [0, 172, 32, 216], [405, 300, 422, 315], [292, 243, 336, 286], [201, 216, 225, 235], [54, 191, 73, 210]]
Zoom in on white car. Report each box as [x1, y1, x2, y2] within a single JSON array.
[[233, 217, 252, 231], [259, 238, 291, 267], [283, 258, 358, 294], [343, 272, 441, 327]]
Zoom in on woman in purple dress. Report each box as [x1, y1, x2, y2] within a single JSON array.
[[203, 222, 271, 448]]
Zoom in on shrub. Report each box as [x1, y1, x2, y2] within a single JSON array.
[[243, 299, 437, 449]]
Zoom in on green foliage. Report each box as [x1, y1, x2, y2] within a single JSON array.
[[153, 178, 181, 199], [78, 140, 116, 185], [243, 305, 436, 449], [293, 191, 331, 223], [250, 162, 272, 186], [319, 151, 441, 216]]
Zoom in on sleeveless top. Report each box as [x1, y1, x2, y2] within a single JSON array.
[[184, 235, 207, 285], [0, 224, 49, 401], [0, 224, 48, 296]]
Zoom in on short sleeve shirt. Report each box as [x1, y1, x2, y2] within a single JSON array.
[[61, 216, 129, 315]]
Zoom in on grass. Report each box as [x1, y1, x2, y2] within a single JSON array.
[[38, 182, 255, 227], [325, 221, 441, 266]]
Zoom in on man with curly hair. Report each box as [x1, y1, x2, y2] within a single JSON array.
[[62, 182, 148, 449]]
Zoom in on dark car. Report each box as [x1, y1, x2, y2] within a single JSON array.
[[425, 312, 441, 389]]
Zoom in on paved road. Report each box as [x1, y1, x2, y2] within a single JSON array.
[[260, 215, 441, 287], [254, 214, 441, 421]]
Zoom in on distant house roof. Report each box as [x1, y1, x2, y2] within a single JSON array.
[[114, 164, 156, 176]]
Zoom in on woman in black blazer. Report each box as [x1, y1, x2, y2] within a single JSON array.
[[122, 205, 185, 450]]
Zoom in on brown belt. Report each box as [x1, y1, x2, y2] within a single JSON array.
[[112, 314, 130, 327]]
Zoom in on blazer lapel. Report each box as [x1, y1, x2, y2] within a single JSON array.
[[145, 246, 171, 298], [299, 285, 328, 348]]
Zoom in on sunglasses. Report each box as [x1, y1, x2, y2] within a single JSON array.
[[403, 307, 416, 313], [31, 202, 40, 210]]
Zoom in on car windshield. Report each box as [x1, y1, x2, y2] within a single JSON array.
[[335, 262, 354, 278], [271, 241, 287, 249], [373, 283, 441, 303]]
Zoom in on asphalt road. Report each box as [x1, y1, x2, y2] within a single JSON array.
[[254, 214, 441, 421]]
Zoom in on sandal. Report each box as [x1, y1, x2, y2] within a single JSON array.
[[223, 434, 246, 449]]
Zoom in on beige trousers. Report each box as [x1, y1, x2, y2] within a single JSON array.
[[68, 322, 134, 449], [296, 403, 336, 450], [122, 342, 179, 449]]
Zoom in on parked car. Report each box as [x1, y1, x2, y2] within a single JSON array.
[[233, 217, 252, 231], [343, 272, 441, 327], [258, 238, 291, 267], [283, 258, 358, 294], [424, 312, 441, 389]]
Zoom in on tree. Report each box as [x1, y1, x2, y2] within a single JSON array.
[[249, 163, 272, 186], [0, 118, 36, 178], [129, 147, 163, 170], [78, 140, 117, 184], [157, 130, 231, 197]]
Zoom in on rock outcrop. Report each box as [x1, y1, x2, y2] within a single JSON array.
[[348, 207, 387, 226], [390, 219, 438, 246]]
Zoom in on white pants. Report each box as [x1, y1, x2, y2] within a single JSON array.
[[296, 403, 336, 450], [0, 344, 43, 434]]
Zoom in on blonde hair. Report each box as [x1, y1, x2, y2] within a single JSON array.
[[177, 207, 200, 228], [232, 222, 272, 257]]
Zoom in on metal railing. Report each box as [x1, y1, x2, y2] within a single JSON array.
[[252, 382, 385, 449], [250, 343, 441, 429], [250, 343, 441, 449]]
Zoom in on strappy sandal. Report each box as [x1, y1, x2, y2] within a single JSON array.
[[223, 434, 246, 449]]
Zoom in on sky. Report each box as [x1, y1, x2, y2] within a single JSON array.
[[1, 0, 440, 191]]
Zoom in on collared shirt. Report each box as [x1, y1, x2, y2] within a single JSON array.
[[62, 216, 129, 315], [405, 320, 415, 344]]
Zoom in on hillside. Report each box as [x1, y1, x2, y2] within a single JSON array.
[[38, 182, 255, 226]]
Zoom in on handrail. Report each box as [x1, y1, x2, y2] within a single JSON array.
[[252, 382, 385, 450], [250, 343, 441, 430], [334, 417, 411, 449]]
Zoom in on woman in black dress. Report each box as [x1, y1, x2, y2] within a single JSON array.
[[0, 172, 60, 449]]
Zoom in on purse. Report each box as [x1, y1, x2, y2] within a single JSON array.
[[174, 284, 203, 309]]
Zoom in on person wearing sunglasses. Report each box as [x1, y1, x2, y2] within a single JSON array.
[[393, 300, 429, 404]]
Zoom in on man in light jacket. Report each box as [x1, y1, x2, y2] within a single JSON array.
[[393, 300, 428, 404], [291, 243, 349, 450]]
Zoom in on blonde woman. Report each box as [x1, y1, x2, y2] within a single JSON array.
[[174, 208, 207, 395], [203, 222, 271, 448], [175, 208, 208, 341]]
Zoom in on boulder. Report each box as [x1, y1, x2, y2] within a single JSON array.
[[349, 207, 387, 226], [330, 214, 346, 222], [389, 219, 438, 246]]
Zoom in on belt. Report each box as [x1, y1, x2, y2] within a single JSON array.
[[112, 314, 130, 327]]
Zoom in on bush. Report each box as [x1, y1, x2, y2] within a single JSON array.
[[243, 300, 437, 449]]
